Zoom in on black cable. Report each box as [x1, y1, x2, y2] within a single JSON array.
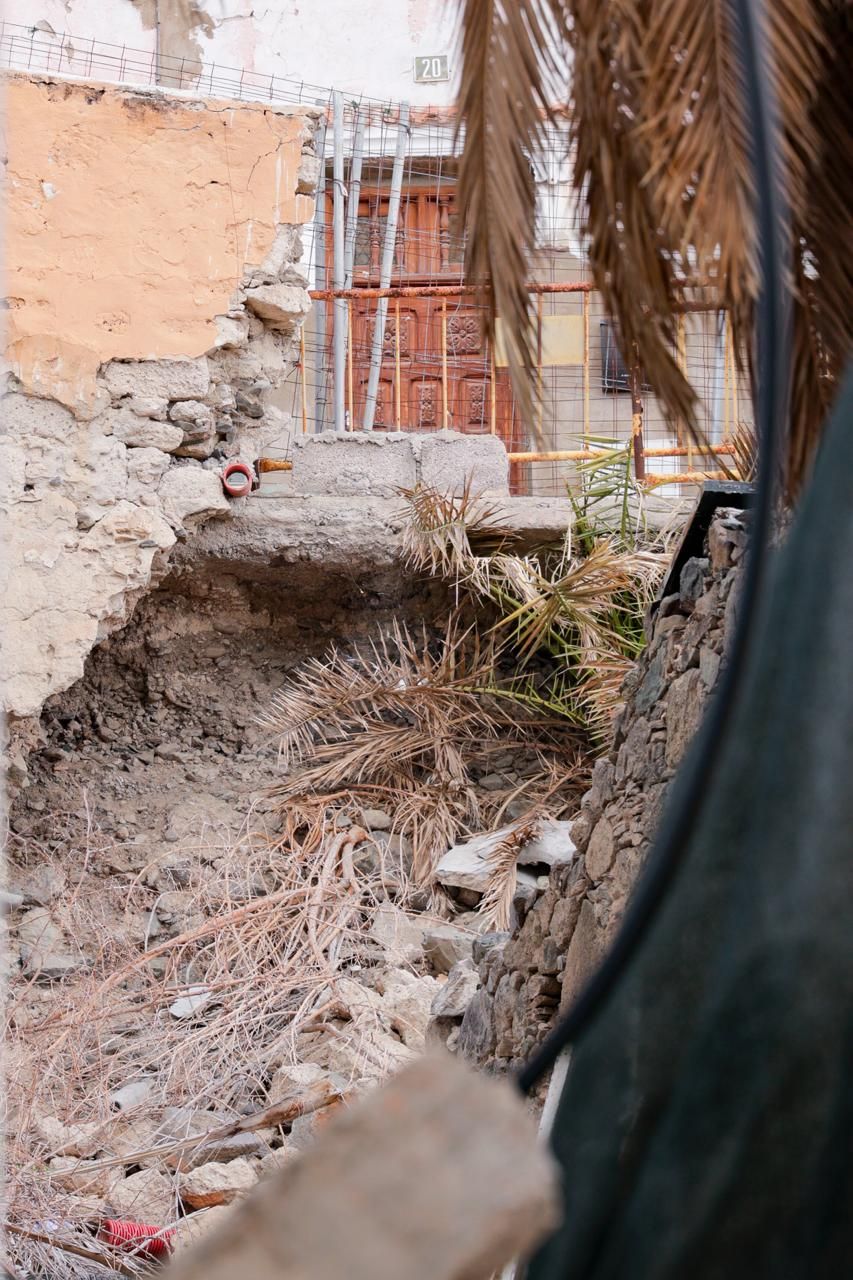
[[517, 0, 790, 1095]]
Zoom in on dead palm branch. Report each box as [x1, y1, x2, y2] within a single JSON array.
[[260, 620, 580, 883], [400, 485, 667, 738], [455, 0, 852, 498]]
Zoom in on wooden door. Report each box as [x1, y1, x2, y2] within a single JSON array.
[[326, 184, 522, 460]]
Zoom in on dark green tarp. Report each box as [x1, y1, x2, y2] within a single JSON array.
[[530, 372, 853, 1279]]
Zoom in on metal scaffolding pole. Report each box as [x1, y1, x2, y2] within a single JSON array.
[[312, 104, 329, 433], [343, 109, 366, 289], [332, 91, 346, 432], [362, 103, 409, 433]]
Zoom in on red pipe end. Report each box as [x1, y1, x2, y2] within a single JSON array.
[[221, 461, 255, 498]]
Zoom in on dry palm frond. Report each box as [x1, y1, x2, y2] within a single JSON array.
[[786, 1, 853, 498], [456, 0, 846, 497], [454, 0, 568, 434], [479, 815, 543, 930], [573, 652, 635, 742], [400, 479, 512, 591], [493, 539, 665, 661], [730, 420, 758, 483], [260, 620, 493, 771], [261, 620, 576, 883]]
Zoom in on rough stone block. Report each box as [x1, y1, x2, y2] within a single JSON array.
[[103, 407, 185, 452], [178, 1158, 259, 1208], [422, 923, 477, 974], [585, 815, 616, 882], [417, 429, 509, 495], [245, 284, 311, 333], [111, 1167, 175, 1223], [1, 391, 77, 441], [292, 432, 417, 497], [101, 357, 210, 402], [665, 667, 705, 768], [431, 959, 480, 1019], [158, 465, 230, 530]]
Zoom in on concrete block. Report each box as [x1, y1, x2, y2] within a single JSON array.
[[417, 430, 509, 495], [101, 357, 211, 402], [292, 432, 417, 497], [164, 1050, 558, 1280]]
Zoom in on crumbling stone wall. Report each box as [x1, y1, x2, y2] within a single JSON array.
[[458, 508, 750, 1071], [0, 74, 320, 722]]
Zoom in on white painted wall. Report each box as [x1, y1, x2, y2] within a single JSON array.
[[1, 0, 154, 58], [204, 0, 458, 105], [2, 0, 459, 105]]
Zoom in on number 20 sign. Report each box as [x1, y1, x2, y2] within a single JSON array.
[[413, 54, 449, 83]]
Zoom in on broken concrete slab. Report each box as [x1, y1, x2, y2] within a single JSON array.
[[435, 820, 576, 895]]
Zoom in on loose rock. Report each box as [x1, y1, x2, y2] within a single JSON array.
[[178, 1157, 258, 1208]]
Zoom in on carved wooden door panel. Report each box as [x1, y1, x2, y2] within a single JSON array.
[[326, 185, 520, 464]]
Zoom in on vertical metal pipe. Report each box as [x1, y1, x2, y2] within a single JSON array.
[[312, 104, 329, 433], [723, 312, 732, 441], [343, 111, 366, 289], [362, 103, 410, 432], [729, 322, 740, 426], [490, 343, 497, 436], [394, 300, 402, 428], [536, 294, 544, 443], [676, 312, 687, 449], [347, 300, 354, 430], [300, 328, 308, 434], [332, 91, 346, 433], [582, 291, 590, 442], [441, 300, 449, 429]]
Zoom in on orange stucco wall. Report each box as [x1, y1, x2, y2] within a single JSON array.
[[2, 74, 316, 412]]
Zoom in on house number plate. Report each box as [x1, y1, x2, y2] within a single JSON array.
[[414, 54, 449, 83]]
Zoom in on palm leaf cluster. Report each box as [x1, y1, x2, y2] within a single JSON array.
[[259, 622, 583, 885], [402, 483, 667, 738], [456, 0, 852, 498]]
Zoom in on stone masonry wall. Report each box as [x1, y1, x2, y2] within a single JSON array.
[[457, 507, 750, 1071], [0, 74, 320, 722]]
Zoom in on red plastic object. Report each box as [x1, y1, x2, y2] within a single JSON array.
[[221, 460, 255, 498], [98, 1218, 174, 1260]]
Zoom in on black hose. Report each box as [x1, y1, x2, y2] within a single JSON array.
[[517, 0, 790, 1095]]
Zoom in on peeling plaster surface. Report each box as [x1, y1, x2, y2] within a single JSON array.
[[5, 0, 458, 105], [3, 73, 314, 413], [1, 73, 319, 723]]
